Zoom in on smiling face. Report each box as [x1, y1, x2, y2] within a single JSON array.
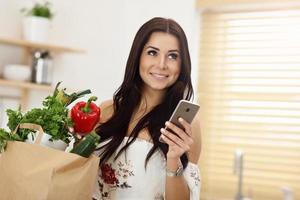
[[139, 32, 181, 94]]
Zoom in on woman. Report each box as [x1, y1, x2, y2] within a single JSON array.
[[93, 17, 201, 200]]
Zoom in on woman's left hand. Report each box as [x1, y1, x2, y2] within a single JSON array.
[[160, 117, 194, 159]]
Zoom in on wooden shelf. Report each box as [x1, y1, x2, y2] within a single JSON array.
[[0, 36, 82, 110], [0, 78, 53, 110], [0, 78, 52, 91], [0, 36, 85, 53]]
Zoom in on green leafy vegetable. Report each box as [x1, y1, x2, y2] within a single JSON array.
[[0, 128, 23, 153], [6, 107, 23, 132], [53, 82, 91, 107], [0, 82, 92, 151]]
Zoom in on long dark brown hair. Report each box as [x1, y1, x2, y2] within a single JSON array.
[[95, 17, 193, 169]]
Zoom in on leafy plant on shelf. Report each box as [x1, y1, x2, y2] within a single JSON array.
[[21, 1, 54, 19], [0, 82, 91, 152]]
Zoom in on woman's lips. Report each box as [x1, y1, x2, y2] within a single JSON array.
[[150, 72, 169, 79]]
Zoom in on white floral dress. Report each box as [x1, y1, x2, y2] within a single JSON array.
[[92, 137, 200, 200]]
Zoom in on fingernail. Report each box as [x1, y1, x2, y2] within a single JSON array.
[[179, 118, 183, 122], [160, 128, 165, 133], [165, 121, 170, 126], [159, 136, 164, 143], [159, 136, 162, 141]]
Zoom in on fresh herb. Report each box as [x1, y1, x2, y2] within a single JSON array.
[[0, 128, 23, 152], [0, 82, 92, 151], [6, 107, 23, 132], [0, 128, 10, 152]]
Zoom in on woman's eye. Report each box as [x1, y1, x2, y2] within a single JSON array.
[[168, 53, 178, 60], [147, 50, 157, 56]]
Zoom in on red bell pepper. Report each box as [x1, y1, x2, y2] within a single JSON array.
[[71, 96, 100, 135]]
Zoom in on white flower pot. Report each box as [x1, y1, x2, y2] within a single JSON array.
[[22, 16, 51, 43], [26, 132, 68, 151]]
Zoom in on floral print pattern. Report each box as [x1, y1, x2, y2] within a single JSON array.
[[101, 164, 119, 185], [93, 138, 201, 200], [98, 160, 134, 199], [188, 164, 201, 187]]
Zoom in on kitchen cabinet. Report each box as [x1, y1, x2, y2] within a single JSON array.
[[0, 36, 84, 110]]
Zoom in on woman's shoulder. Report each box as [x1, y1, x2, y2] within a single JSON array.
[[99, 99, 113, 108], [99, 99, 114, 123]]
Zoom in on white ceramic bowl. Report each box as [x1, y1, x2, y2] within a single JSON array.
[[3, 64, 31, 81]]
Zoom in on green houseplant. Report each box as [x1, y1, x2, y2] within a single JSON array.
[[21, 1, 54, 19], [21, 1, 54, 42]]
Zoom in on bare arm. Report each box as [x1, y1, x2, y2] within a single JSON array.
[[160, 111, 201, 200]]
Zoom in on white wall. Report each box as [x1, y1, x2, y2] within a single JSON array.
[[0, 0, 200, 127]]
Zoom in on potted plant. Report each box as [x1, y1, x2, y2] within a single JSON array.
[[21, 1, 54, 42]]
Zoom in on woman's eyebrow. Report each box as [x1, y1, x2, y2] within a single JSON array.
[[169, 50, 180, 53], [146, 46, 180, 53], [146, 46, 160, 50]]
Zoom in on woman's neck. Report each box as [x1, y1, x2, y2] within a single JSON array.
[[139, 87, 166, 112], [126, 87, 164, 137]]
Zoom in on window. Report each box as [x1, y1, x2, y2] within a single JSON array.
[[198, 8, 300, 200]]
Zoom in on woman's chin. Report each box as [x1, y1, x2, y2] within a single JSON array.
[[148, 85, 169, 92]]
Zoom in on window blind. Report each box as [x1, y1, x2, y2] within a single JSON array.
[[198, 9, 300, 200]]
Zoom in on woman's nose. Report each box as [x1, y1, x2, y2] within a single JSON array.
[[157, 55, 167, 69]]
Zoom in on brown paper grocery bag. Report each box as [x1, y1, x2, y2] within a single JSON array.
[[0, 123, 100, 200]]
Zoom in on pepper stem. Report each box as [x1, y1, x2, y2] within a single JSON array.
[[82, 96, 98, 113]]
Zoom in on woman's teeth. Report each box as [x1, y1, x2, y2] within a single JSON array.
[[151, 73, 168, 78]]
